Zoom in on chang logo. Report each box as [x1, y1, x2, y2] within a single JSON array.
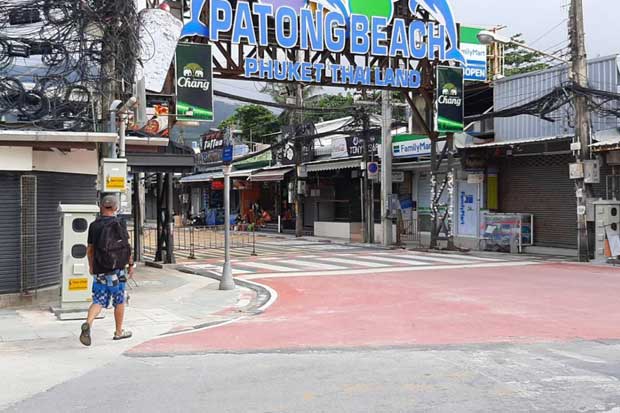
[[178, 63, 211, 91], [183, 63, 205, 78], [438, 82, 461, 105]]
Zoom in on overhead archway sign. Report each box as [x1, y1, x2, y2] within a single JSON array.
[[181, 0, 466, 90]]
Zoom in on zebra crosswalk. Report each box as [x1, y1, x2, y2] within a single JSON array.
[[182, 250, 537, 279]]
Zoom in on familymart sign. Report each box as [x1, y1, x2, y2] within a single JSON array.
[[393, 134, 446, 158], [181, 0, 467, 89]]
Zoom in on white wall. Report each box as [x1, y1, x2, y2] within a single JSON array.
[[33, 149, 98, 175], [314, 222, 352, 240], [1, 148, 98, 175], [0, 147, 33, 171]]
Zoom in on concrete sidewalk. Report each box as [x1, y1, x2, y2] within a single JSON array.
[[0, 265, 252, 410]]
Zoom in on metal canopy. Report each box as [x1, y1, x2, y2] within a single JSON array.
[[126, 153, 195, 173], [306, 157, 362, 173], [248, 168, 293, 182]]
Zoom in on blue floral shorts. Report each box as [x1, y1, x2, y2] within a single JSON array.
[[92, 273, 126, 308]]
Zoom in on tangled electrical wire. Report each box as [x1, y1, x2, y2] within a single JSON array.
[[466, 82, 620, 125], [0, 0, 141, 131]]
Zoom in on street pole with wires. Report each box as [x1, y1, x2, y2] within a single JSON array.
[[220, 128, 235, 291], [569, 0, 592, 262], [294, 82, 305, 238]]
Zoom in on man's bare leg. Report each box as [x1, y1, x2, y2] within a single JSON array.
[[80, 303, 102, 346], [114, 303, 125, 337], [86, 303, 102, 326]]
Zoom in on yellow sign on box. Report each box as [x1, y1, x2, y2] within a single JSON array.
[[68, 278, 89, 291], [106, 176, 126, 191]]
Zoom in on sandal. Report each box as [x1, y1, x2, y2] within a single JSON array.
[[113, 330, 133, 341], [79, 322, 91, 346]]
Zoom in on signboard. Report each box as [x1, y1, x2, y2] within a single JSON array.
[[222, 145, 234, 163], [368, 162, 379, 180], [138, 8, 183, 92], [460, 27, 488, 82], [278, 123, 316, 165], [176, 43, 214, 121], [392, 171, 405, 183], [347, 135, 379, 157], [198, 130, 224, 165], [331, 136, 349, 159], [392, 134, 445, 158], [68, 278, 89, 292], [435, 66, 464, 133], [457, 182, 479, 236], [181, 0, 467, 89], [101, 158, 128, 193]]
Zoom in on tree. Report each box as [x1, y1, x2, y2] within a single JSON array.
[[303, 93, 355, 123], [504, 34, 551, 77], [260, 83, 321, 125], [219, 105, 281, 144]]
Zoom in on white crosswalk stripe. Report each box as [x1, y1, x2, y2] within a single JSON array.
[[405, 252, 501, 262], [375, 253, 479, 265], [184, 264, 252, 275], [284, 259, 348, 271], [236, 261, 299, 272], [356, 255, 430, 266], [315, 257, 390, 268]]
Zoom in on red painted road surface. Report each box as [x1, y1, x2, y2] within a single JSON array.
[[131, 263, 620, 355]]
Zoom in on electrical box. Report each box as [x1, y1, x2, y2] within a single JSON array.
[[593, 200, 620, 261], [58, 204, 100, 310], [583, 160, 600, 184], [569, 163, 584, 180], [100, 158, 128, 193]]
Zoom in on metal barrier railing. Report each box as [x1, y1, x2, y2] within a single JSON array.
[[128, 225, 253, 260], [400, 218, 421, 243]]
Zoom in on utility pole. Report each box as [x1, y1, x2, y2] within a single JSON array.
[[294, 82, 305, 238], [220, 127, 235, 290], [361, 111, 370, 243], [569, 0, 592, 262], [381, 90, 393, 247]]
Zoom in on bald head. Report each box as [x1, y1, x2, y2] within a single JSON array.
[[100, 194, 118, 216]]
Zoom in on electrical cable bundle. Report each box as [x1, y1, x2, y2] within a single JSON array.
[[0, 0, 141, 131]]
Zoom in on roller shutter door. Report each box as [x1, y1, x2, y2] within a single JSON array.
[[0, 173, 21, 294], [499, 154, 577, 248], [34, 172, 97, 289]]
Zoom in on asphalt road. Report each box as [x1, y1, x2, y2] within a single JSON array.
[[6, 341, 620, 412], [5, 247, 620, 412]]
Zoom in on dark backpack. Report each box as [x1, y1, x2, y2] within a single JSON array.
[[95, 218, 131, 273]]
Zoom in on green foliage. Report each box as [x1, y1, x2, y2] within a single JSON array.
[[219, 105, 281, 143], [303, 93, 355, 123], [504, 33, 550, 77], [261, 83, 322, 124]]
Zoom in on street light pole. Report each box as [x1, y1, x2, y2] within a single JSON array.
[[381, 90, 393, 247], [220, 163, 235, 290]]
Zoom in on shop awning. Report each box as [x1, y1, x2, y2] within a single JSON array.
[[464, 135, 572, 149], [180, 171, 223, 184], [230, 168, 259, 178], [306, 157, 362, 172], [248, 168, 293, 182]]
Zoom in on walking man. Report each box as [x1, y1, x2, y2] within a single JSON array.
[[80, 194, 134, 346]]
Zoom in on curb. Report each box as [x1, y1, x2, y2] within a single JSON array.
[[175, 265, 278, 316]]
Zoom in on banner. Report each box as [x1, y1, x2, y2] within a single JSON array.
[[435, 66, 464, 133], [460, 27, 488, 82], [176, 43, 214, 121], [181, 0, 467, 89]]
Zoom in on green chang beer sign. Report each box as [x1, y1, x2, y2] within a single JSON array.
[[176, 43, 214, 122], [435, 66, 464, 133]]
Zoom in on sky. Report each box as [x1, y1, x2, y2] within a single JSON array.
[[452, 0, 619, 59]]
